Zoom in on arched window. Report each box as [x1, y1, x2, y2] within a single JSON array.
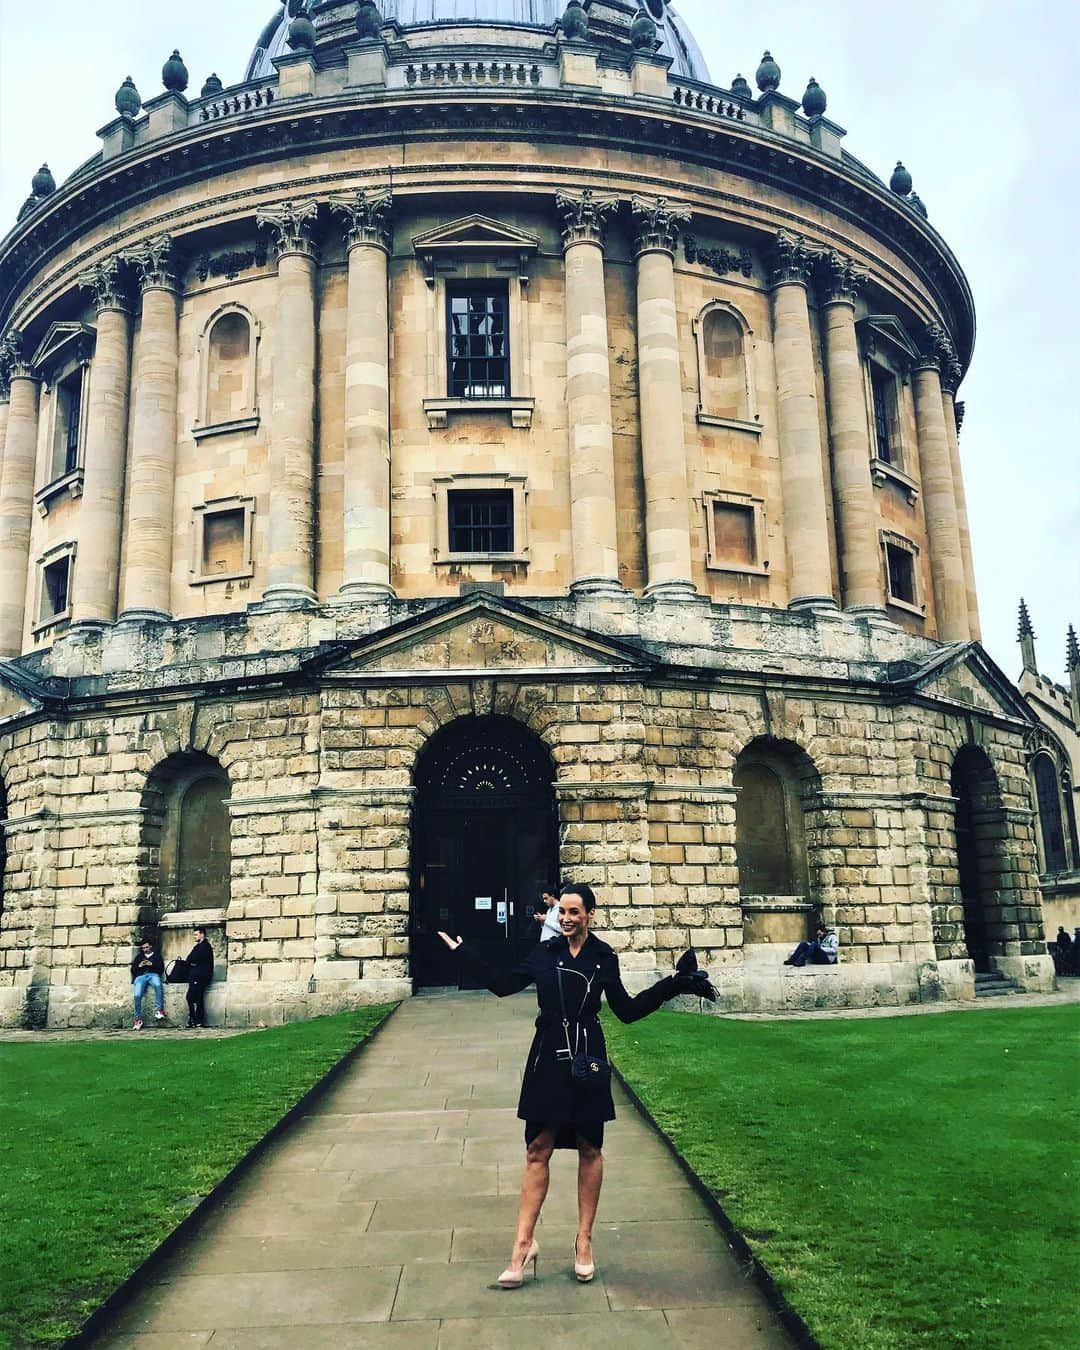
[[734, 752, 809, 897], [693, 302, 756, 427], [1033, 753, 1067, 874], [195, 306, 260, 437]]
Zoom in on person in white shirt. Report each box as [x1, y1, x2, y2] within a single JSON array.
[[784, 924, 839, 967], [534, 886, 562, 943]]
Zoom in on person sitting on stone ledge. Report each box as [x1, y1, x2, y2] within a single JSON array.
[[783, 923, 839, 968], [130, 939, 166, 1029]]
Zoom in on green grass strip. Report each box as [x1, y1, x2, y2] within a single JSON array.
[[0, 1005, 395, 1349], [604, 1004, 1079, 1350]]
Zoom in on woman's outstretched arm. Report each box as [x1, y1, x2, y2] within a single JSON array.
[[437, 931, 537, 998], [602, 955, 679, 1024]]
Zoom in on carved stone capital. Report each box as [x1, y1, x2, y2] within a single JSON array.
[[954, 400, 965, 433], [256, 199, 321, 261], [816, 249, 867, 305], [556, 188, 619, 248], [631, 195, 692, 257], [0, 329, 33, 393], [768, 230, 820, 287], [328, 187, 393, 252], [123, 234, 180, 292], [917, 321, 961, 388], [78, 256, 132, 313]]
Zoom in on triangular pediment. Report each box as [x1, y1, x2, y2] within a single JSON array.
[[858, 314, 920, 370], [31, 322, 95, 374], [307, 596, 653, 678], [0, 660, 60, 725], [411, 215, 540, 255], [888, 643, 1035, 723]]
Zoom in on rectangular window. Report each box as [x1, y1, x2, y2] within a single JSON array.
[[52, 372, 83, 480], [713, 501, 756, 568], [447, 286, 509, 398], [871, 366, 894, 464], [202, 508, 246, 576], [448, 490, 514, 554], [885, 542, 916, 606], [41, 556, 71, 623]]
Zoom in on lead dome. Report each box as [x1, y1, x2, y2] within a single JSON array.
[[245, 0, 710, 81]]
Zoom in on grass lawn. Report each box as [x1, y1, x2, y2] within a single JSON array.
[[0, 1006, 394, 1349], [605, 1004, 1079, 1350]]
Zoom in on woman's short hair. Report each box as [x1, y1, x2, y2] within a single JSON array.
[[558, 881, 597, 913]]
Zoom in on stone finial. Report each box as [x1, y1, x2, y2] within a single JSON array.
[[630, 10, 658, 51], [768, 229, 820, 287], [1067, 623, 1079, 668], [115, 75, 142, 117], [802, 77, 826, 117], [1018, 598, 1037, 673], [756, 50, 781, 92], [328, 187, 393, 251], [816, 249, 866, 304], [200, 73, 224, 99], [78, 256, 131, 313], [556, 188, 619, 247], [730, 73, 752, 100], [356, 1, 382, 39], [123, 235, 179, 292], [890, 161, 913, 196], [32, 164, 56, 197], [560, 0, 589, 41], [288, 5, 316, 51], [908, 191, 928, 219], [631, 195, 692, 255], [162, 50, 189, 94], [257, 199, 321, 259]]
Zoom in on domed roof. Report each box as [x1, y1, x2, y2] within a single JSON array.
[[245, 1, 710, 83]]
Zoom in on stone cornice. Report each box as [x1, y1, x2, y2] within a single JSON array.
[[77, 256, 131, 314], [556, 187, 619, 247], [631, 194, 692, 257], [256, 199, 321, 261], [122, 234, 180, 292], [328, 186, 393, 252], [0, 88, 975, 363]]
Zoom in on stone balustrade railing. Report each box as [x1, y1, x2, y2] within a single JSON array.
[[671, 83, 750, 123], [198, 83, 277, 123]]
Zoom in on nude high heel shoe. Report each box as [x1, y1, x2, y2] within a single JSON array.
[[497, 1238, 539, 1289], [573, 1237, 595, 1283]]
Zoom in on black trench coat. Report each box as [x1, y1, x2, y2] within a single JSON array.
[[456, 932, 678, 1127]]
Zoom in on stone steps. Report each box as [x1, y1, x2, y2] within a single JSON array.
[[974, 971, 1021, 998]]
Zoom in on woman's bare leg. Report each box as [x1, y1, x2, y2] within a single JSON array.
[[575, 1135, 604, 1265], [508, 1128, 555, 1270]]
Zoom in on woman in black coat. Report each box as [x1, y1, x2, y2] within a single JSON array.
[[438, 881, 713, 1289]]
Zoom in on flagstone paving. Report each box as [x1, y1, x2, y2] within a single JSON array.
[[89, 990, 790, 1348]]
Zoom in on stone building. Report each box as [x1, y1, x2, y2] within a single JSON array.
[[1015, 602, 1080, 938], [0, 0, 1055, 1027]]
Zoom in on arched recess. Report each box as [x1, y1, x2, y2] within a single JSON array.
[[139, 753, 232, 944], [0, 775, 7, 923], [693, 300, 757, 426], [410, 715, 557, 989], [195, 304, 260, 433], [1031, 751, 1068, 875], [950, 746, 1008, 973], [734, 737, 820, 946]]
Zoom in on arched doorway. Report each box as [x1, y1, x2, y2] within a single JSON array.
[[950, 747, 1004, 973], [411, 716, 558, 988]]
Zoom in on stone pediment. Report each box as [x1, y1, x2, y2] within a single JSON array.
[[411, 215, 540, 254], [31, 321, 95, 374], [888, 643, 1034, 723], [310, 597, 652, 678], [857, 314, 920, 371]]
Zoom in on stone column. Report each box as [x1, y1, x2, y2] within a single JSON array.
[[257, 200, 320, 609], [71, 258, 133, 628], [0, 334, 40, 657], [120, 236, 181, 622], [556, 189, 623, 596], [818, 252, 884, 612], [941, 380, 981, 642], [632, 195, 696, 599], [329, 189, 394, 599], [769, 232, 836, 610], [913, 327, 968, 642]]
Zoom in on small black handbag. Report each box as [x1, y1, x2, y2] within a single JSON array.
[[556, 966, 611, 1095]]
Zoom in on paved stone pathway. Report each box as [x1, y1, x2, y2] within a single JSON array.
[[90, 991, 789, 1349]]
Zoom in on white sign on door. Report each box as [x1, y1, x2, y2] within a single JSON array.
[[474, 896, 492, 911]]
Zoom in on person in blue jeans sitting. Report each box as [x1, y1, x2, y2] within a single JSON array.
[[784, 924, 839, 967], [130, 939, 166, 1029]]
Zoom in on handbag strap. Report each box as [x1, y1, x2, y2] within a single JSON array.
[[555, 965, 577, 1059]]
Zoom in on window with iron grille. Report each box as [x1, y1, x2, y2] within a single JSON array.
[[447, 286, 509, 398], [448, 490, 514, 554], [871, 365, 894, 464]]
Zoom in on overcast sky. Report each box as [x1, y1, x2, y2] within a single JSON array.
[[1, 0, 1076, 683]]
